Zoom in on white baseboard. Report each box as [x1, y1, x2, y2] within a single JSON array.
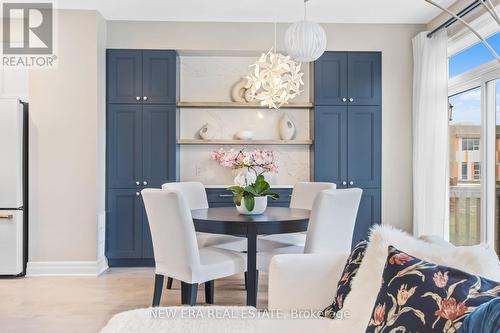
[[27, 257, 109, 276]]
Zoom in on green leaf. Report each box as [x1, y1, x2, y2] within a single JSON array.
[[244, 185, 259, 196], [227, 186, 244, 194], [234, 192, 243, 206], [244, 195, 255, 211], [254, 175, 270, 194], [263, 191, 280, 200]]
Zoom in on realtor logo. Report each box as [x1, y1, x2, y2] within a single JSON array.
[[3, 2, 53, 54]]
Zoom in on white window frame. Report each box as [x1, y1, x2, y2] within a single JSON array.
[[448, 34, 500, 249]]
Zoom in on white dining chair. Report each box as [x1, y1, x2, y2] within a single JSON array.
[[161, 182, 246, 288], [142, 189, 246, 306], [259, 182, 337, 247], [256, 188, 362, 272]]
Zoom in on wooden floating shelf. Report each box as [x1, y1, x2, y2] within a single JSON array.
[[177, 139, 313, 145], [177, 101, 314, 109]]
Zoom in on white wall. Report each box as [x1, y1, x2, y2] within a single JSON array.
[[107, 21, 423, 232], [27, 10, 107, 270]]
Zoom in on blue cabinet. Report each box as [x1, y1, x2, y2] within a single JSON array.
[[106, 49, 177, 266], [142, 105, 177, 188], [107, 189, 144, 260], [347, 106, 381, 188], [314, 51, 381, 245], [107, 50, 142, 104], [314, 52, 348, 105], [107, 50, 177, 104], [314, 106, 348, 187], [142, 50, 177, 104], [206, 188, 292, 208], [107, 104, 142, 188]]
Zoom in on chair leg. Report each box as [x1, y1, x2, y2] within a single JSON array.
[[181, 282, 198, 306], [152, 274, 164, 307], [166, 277, 173, 289], [244, 272, 247, 290], [205, 280, 214, 304]]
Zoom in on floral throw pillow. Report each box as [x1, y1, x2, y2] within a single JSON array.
[[322, 240, 369, 319], [365, 246, 500, 333]]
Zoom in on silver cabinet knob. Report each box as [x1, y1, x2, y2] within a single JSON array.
[[349, 98, 354, 102], [135, 192, 140, 196], [342, 181, 347, 186], [342, 98, 347, 102], [349, 181, 354, 185], [136, 96, 141, 101], [135, 181, 140, 185], [143, 96, 148, 101], [143, 181, 148, 185]]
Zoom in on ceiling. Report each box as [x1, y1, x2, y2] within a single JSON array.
[[42, 0, 456, 24]]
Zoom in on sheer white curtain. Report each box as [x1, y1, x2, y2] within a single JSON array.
[[412, 30, 449, 238]]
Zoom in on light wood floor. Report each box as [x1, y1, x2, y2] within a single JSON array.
[[0, 268, 268, 333]]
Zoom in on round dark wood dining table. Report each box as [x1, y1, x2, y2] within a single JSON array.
[[191, 206, 310, 307]]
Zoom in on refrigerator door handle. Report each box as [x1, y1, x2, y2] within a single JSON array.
[[0, 214, 14, 220]]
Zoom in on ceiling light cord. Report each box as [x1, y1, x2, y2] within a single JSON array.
[[304, 0, 308, 21], [424, 0, 500, 62]]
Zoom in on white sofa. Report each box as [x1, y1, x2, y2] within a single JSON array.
[[100, 226, 500, 333], [100, 253, 351, 333]]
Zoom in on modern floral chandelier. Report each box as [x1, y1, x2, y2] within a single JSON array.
[[246, 49, 304, 109]]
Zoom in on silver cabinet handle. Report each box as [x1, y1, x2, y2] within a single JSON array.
[[135, 181, 140, 185], [349, 98, 354, 102], [218, 194, 233, 198], [136, 96, 141, 101], [342, 98, 347, 102], [349, 181, 354, 185], [143, 96, 148, 101], [0, 214, 13, 220], [136, 192, 140, 196], [143, 181, 148, 185], [342, 181, 347, 186]]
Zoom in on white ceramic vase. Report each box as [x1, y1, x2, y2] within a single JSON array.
[[199, 123, 216, 140], [236, 196, 267, 215], [279, 113, 296, 140]]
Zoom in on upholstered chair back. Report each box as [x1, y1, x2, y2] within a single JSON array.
[[304, 188, 362, 254], [290, 182, 336, 210], [162, 182, 209, 210], [141, 189, 200, 281]]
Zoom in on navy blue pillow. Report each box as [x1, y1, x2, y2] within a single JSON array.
[[322, 240, 368, 319], [458, 298, 500, 333], [365, 246, 500, 333]]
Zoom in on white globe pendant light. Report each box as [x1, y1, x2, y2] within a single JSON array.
[[285, 0, 327, 62]]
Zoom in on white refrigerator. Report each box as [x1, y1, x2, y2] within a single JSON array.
[[0, 99, 28, 276]]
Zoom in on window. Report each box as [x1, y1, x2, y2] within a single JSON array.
[[461, 137, 480, 151], [449, 32, 500, 78], [448, 28, 500, 252], [449, 88, 481, 245]]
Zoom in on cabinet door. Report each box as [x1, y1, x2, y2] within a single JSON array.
[[106, 189, 143, 259], [142, 50, 177, 104], [351, 188, 381, 247], [314, 52, 348, 105], [347, 106, 381, 188], [347, 52, 381, 106], [314, 106, 348, 188], [107, 50, 142, 104], [142, 105, 177, 188], [107, 104, 142, 189]]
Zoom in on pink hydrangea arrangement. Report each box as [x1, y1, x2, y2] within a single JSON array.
[[211, 148, 279, 174], [211, 149, 280, 213]]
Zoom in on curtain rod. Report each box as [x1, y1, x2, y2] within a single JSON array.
[[427, 0, 482, 38]]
